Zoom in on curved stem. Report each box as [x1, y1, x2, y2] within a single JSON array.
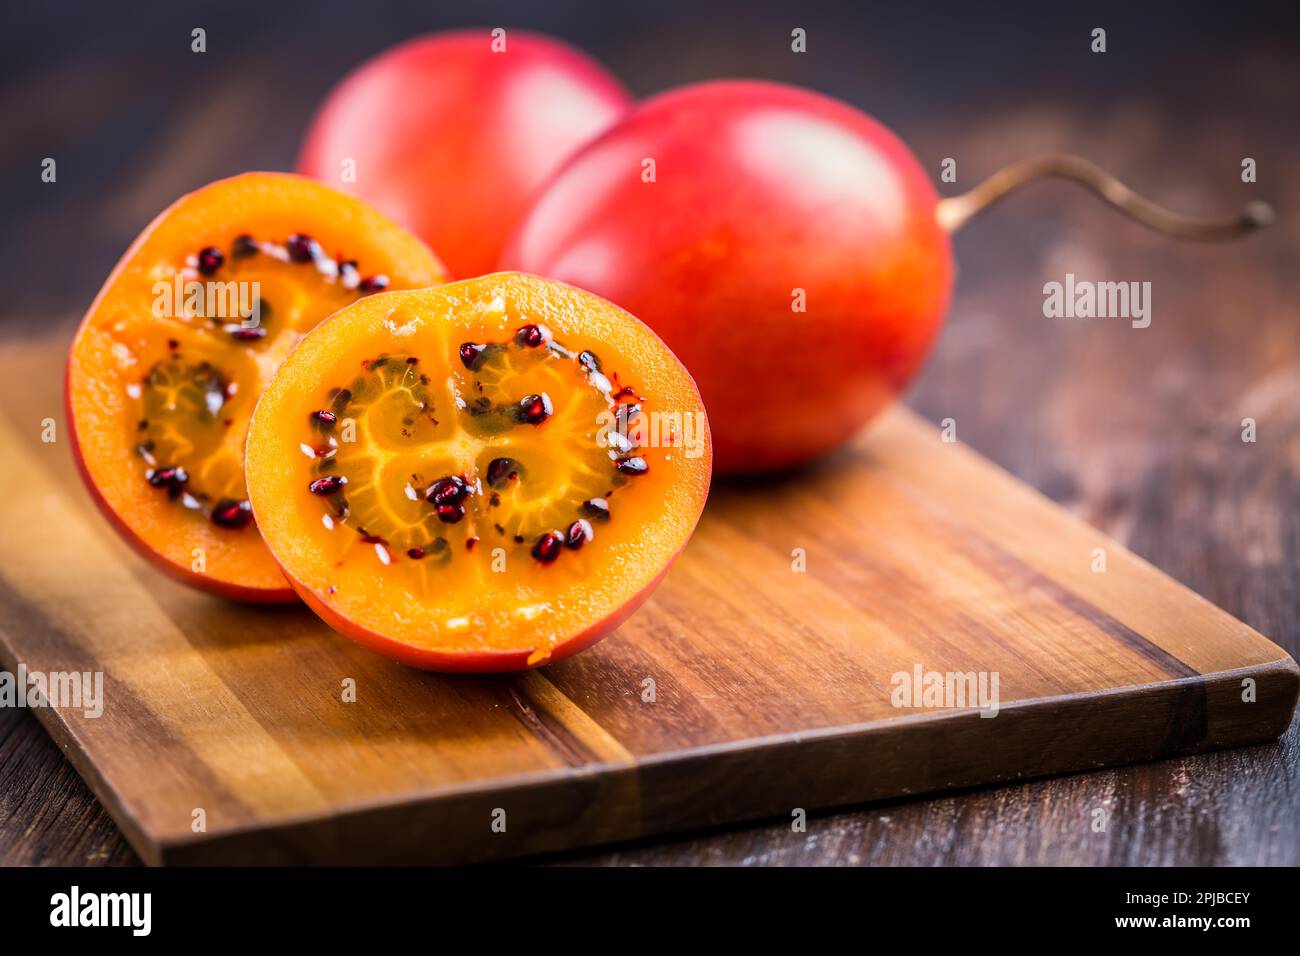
[[935, 154, 1273, 240]]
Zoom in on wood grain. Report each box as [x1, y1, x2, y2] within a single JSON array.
[[0, 336, 1292, 864]]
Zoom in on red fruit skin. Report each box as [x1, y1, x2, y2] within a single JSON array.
[[500, 80, 953, 474], [298, 30, 631, 280], [285, 553, 678, 673]]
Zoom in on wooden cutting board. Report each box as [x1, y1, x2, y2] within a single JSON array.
[[0, 334, 1294, 865]]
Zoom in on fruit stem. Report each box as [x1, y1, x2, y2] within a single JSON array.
[[935, 154, 1273, 240]]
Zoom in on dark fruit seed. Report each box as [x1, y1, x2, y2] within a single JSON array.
[[311, 409, 337, 428], [532, 532, 563, 563], [615, 456, 649, 476], [230, 326, 267, 341], [435, 503, 465, 524], [148, 465, 186, 486], [485, 457, 518, 487], [309, 475, 348, 495], [287, 234, 319, 263], [211, 498, 253, 529], [459, 342, 486, 370], [566, 519, 593, 550], [148, 465, 188, 499], [517, 393, 552, 425], [466, 536, 479, 551], [426, 475, 469, 505], [516, 324, 546, 347], [359, 275, 389, 294], [232, 234, 258, 259], [197, 246, 224, 276], [407, 547, 426, 560], [581, 498, 611, 521], [578, 350, 601, 372]]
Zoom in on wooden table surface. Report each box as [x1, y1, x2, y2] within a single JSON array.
[[2, 1, 1297, 866]]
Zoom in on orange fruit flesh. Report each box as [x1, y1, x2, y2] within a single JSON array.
[[66, 173, 447, 600], [246, 273, 711, 668]]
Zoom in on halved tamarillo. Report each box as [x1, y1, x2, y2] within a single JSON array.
[[66, 172, 448, 602], [245, 273, 711, 670]]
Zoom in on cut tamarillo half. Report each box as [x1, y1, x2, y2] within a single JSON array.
[[245, 273, 711, 670], [66, 172, 448, 602]]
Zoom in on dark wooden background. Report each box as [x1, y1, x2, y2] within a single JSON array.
[[2, 0, 1297, 865]]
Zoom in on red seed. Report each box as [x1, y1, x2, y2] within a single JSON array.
[[147, 465, 188, 499], [486, 457, 518, 487], [407, 547, 426, 560], [466, 536, 479, 551], [435, 503, 465, 524], [287, 234, 320, 263], [359, 274, 389, 294], [515, 324, 548, 347], [148, 465, 185, 485], [211, 498, 253, 529], [232, 234, 258, 259], [565, 519, 593, 549], [615, 456, 648, 476], [197, 246, 224, 276], [517, 393, 552, 425], [459, 342, 488, 370], [311, 409, 337, 428], [426, 475, 469, 505], [581, 498, 611, 521], [230, 325, 267, 341], [532, 532, 563, 563], [309, 475, 347, 495]]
